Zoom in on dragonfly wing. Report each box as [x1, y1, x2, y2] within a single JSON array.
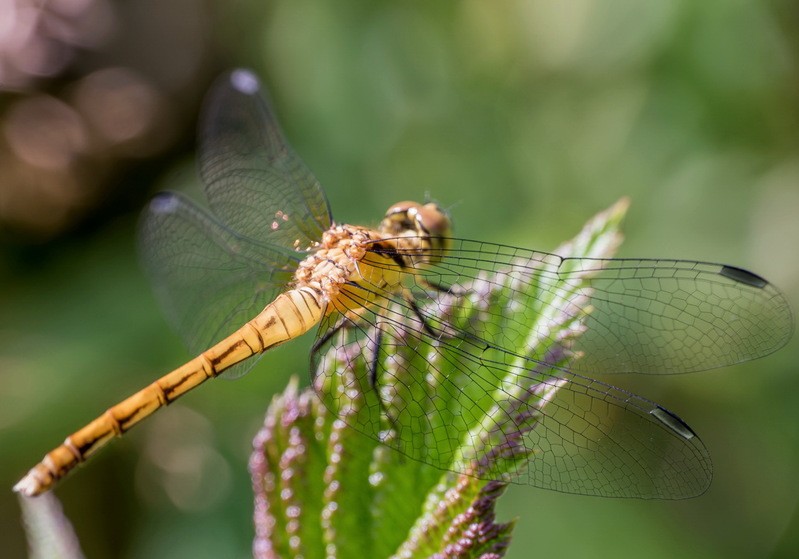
[[199, 69, 333, 249], [555, 256, 793, 374], [138, 192, 301, 379], [366, 238, 793, 375], [310, 231, 790, 496], [311, 285, 711, 499]]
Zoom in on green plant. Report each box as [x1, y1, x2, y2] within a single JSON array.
[[18, 199, 631, 558], [248, 199, 631, 558]]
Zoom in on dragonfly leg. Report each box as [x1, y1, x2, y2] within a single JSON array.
[[402, 289, 459, 341], [310, 316, 349, 357], [310, 310, 400, 435], [403, 288, 493, 355], [368, 319, 402, 435], [368, 322, 383, 390], [419, 277, 465, 297]]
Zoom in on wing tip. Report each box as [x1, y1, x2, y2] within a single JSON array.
[[229, 68, 261, 96], [149, 192, 181, 215]]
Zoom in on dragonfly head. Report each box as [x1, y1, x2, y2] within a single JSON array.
[[380, 201, 452, 260]]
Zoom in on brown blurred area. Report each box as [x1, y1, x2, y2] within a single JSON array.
[[0, 0, 226, 243], [2, 2, 798, 558]]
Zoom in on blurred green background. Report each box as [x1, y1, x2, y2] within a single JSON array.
[[2, 1, 798, 558]]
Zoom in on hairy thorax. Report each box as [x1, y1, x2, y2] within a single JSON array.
[[294, 225, 381, 304], [293, 224, 427, 319]]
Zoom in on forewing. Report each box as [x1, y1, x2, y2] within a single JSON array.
[[311, 284, 711, 499], [138, 192, 301, 378], [198, 69, 332, 249], [366, 238, 793, 375]]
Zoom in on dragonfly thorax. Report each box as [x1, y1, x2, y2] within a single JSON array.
[[292, 213, 449, 320], [293, 225, 379, 297]]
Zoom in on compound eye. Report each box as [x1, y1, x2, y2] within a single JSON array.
[[384, 201, 420, 219], [416, 203, 451, 238], [381, 201, 423, 236]]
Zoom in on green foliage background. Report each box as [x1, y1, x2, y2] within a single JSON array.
[[2, 1, 798, 558]]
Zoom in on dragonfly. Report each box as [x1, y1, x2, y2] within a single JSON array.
[[15, 69, 793, 500]]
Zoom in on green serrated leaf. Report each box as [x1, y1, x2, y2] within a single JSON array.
[[251, 378, 328, 559], [251, 199, 630, 558]]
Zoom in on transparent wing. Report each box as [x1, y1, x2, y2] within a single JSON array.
[[311, 235, 791, 497], [312, 284, 711, 499], [366, 238, 793, 375], [138, 192, 302, 379], [199, 69, 332, 248]]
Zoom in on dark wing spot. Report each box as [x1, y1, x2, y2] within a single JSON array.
[[650, 406, 697, 440], [719, 265, 768, 288]]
